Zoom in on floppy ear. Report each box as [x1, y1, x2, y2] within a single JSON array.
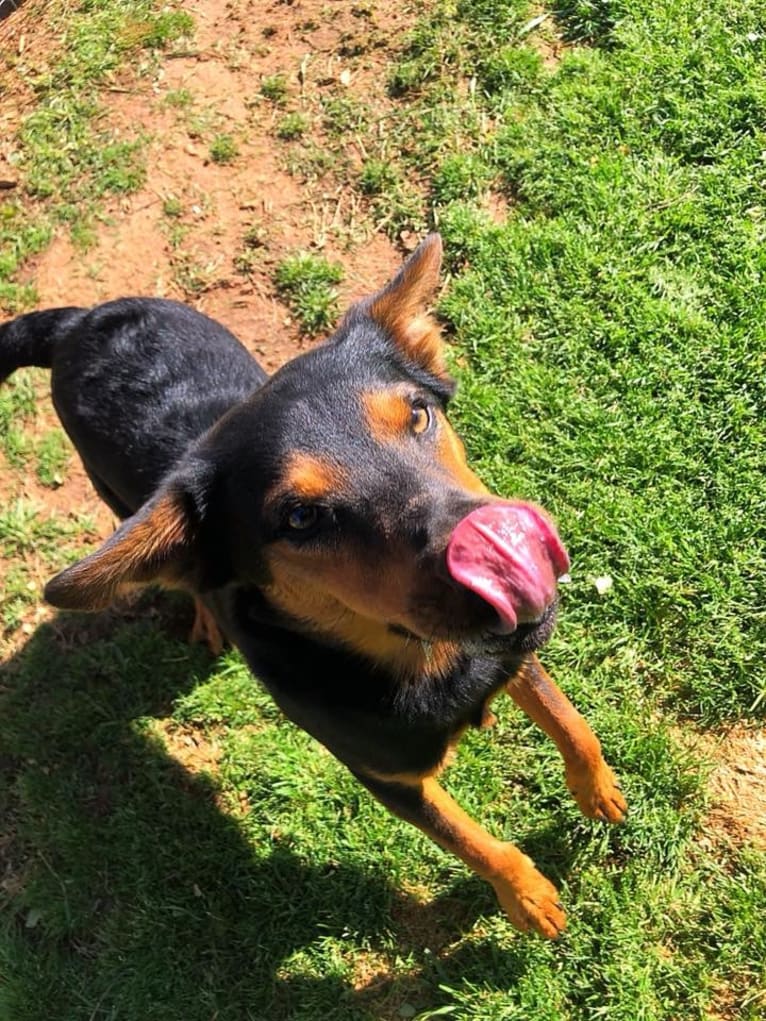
[[366, 233, 448, 379], [44, 483, 198, 611]]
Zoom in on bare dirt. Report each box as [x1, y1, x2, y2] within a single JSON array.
[[3, 0, 406, 364], [154, 719, 223, 775], [699, 725, 766, 851]]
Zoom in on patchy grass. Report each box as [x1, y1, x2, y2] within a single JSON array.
[[34, 428, 70, 488], [0, 0, 194, 311], [1, 0, 765, 1019], [274, 251, 344, 335]]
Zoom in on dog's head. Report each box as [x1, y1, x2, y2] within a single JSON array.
[[45, 235, 568, 674]]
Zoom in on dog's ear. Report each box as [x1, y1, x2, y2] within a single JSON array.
[[45, 480, 200, 611], [366, 233, 448, 379]]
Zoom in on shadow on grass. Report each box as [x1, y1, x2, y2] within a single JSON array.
[[551, 0, 624, 47], [0, 598, 576, 1019]]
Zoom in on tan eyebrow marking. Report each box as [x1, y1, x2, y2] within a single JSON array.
[[278, 452, 347, 500], [362, 389, 412, 442]]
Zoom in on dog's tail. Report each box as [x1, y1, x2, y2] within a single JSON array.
[[0, 307, 85, 383]]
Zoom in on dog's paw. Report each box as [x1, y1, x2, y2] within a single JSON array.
[[190, 598, 225, 656], [567, 760, 627, 823], [491, 856, 566, 939]]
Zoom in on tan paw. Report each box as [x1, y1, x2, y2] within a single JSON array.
[[492, 857, 566, 939], [190, 597, 225, 656], [567, 760, 627, 823]]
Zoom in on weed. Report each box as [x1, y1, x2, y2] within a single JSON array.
[[163, 87, 194, 109], [431, 151, 492, 204], [208, 134, 238, 165], [357, 159, 400, 196], [260, 73, 290, 104], [275, 112, 310, 140], [0, 372, 37, 453], [243, 223, 268, 249], [555, 0, 626, 45], [35, 429, 70, 488], [171, 252, 223, 295], [321, 96, 369, 137], [162, 196, 184, 219], [234, 224, 268, 275], [274, 251, 344, 335]]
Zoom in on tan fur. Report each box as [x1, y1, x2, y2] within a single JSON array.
[[379, 774, 566, 938], [277, 451, 347, 501], [507, 655, 627, 823], [262, 550, 460, 681], [45, 490, 190, 610], [367, 234, 449, 379], [435, 411, 491, 495], [361, 389, 412, 441]]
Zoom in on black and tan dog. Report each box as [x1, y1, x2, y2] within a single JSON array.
[[0, 235, 626, 938]]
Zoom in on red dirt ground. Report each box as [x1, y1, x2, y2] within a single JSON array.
[[3, 0, 407, 366]]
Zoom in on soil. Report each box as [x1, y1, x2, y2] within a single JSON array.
[[2, 0, 406, 364]]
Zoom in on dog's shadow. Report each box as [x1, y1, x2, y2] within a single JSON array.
[[1, 597, 574, 1019]]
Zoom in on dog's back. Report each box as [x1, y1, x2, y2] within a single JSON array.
[[0, 298, 266, 515]]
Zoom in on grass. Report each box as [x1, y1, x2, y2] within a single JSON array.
[[209, 133, 239, 165], [1, 0, 766, 1019], [275, 112, 310, 141], [260, 73, 290, 105], [274, 251, 345, 335]]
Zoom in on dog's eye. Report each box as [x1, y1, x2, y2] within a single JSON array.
[[286, 504, 320, 532], [411, 402, 432, 435]]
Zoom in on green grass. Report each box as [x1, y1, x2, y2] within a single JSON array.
[[260, 73, 290, 105], [0, 373, 36, 455], [275, 112, 310, 141], [209, 133, 239, 165], [2, 0, 766, 1019], [34, 429, 71, 488], [0, 497, 96, 636], [274, 251, 345, 335]]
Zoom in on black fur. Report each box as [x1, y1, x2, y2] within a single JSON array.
[[0, 306, 84, 382]]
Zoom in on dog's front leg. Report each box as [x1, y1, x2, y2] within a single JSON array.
[[354, 771, 566, 938], [507, 654, 627, 823]]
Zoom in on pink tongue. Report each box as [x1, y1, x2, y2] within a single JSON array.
[[446, 502, 570, 631]]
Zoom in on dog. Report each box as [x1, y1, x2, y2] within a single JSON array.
[[0, 235, 626, 937]]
